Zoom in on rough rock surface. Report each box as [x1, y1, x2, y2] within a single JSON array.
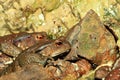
[[65, 10, 117, 65]]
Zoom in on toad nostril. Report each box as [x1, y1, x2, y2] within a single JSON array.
[[27, 37, 31, 38], [36, 35, 44, 39], [56, 41, 63, 46]]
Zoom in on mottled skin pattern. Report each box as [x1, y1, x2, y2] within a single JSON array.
[[94, 56, 120, 79], [0, 32, 49, 50], [0, 32, 50, 57], [0, 64, 53, 80], [13, 32, 49, 50], [0, 42, 22, 57], [47, 59, 91, 80], [95, 66, 111, 79], [65, 9, 117, 65], [0, 37, 71, 76], [104, 57, 120, 80], [38, 37, 71, 57], [0, 41, 51, 76], [105, 67, 120, 80], [0, 32, 27, 44]]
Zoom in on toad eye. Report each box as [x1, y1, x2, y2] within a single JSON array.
[[27, 36, 31, 38], [55, 41, 63, 46], [36, 35, 44, 40]]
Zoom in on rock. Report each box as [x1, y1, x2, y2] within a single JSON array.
[[65, 9, 117, 65]]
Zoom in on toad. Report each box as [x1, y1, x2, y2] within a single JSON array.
[[46, 59, 91, 80], [95, 66, 111, 79], [105, 57, 120, 80], [0, 36, 71, 76], [0, 32, 50, 57], [13, 32, 49, 50], [0, 64, 53, 80], [105, 67, 120, 80], [0, 41, 51, 76], [36, 36, 71, 57], [0, 32, 51, 74], [95, 56, 120, 79]]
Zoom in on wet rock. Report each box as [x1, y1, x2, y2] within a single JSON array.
[[65, 9, 117, 65]]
